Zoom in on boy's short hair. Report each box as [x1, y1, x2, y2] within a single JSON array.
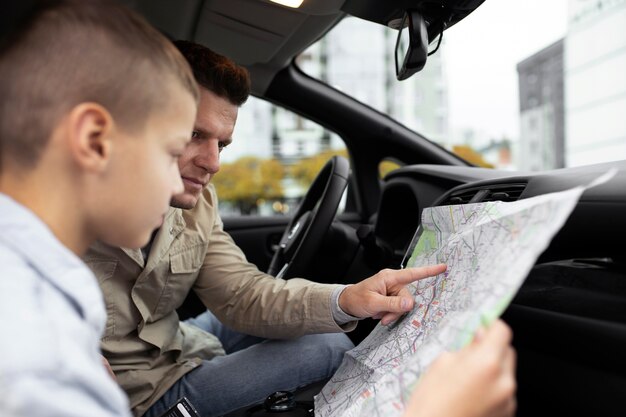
[[174, 40, 250, 107], [0, 0, 199, 171]]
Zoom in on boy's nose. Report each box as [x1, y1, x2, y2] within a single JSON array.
[[172, 172, 185, 195]]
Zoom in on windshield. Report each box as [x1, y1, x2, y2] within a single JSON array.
[[296, 0, 626, 171]]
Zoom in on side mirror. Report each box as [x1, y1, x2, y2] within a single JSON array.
[[395, 10, 429, 81]]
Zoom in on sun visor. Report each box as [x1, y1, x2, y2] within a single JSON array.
[[194, 0, 307, 66]]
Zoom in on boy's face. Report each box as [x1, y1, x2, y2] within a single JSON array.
[[170, 88, 238, 209], [95, 84, 196, 248]]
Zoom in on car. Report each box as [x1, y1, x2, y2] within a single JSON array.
[[10, 0, 625, 416]]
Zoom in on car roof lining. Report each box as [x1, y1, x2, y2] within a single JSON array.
[[125, 0, 485, 96], [193, 4, 344, 94], [125, 0, 346, 95]]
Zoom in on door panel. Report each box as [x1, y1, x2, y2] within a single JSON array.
[[222, 215, 290, 273]]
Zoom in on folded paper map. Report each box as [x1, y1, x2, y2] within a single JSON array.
[[315, 171, 614, 417]]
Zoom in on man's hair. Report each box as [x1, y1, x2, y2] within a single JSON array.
[[174, 40, 250, 107], [0, 0, 199, 171]]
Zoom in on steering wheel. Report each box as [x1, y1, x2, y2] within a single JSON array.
[[267, 155, 349, 279]]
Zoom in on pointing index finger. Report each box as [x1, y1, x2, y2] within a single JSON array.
[[390, 264, 447, 286]]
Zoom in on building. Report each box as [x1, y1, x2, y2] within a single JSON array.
[[565, 0, 626, 166], [517, 39, 565, 171]]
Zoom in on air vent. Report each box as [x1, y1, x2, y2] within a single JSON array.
[[440, 189, 479, 205], [439, 183, 527, 206], [481, 184, 526, 202]]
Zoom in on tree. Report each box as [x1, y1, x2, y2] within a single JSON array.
[[452, 145, 495, 168], [291, 149, 349, 188], [379, 160, 401, 178], [213, 156, 284, 214]]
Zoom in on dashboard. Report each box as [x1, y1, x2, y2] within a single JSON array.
[[376, 159, 626, 266]]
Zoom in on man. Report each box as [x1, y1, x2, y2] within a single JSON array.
[[84, 41, 447, 417]]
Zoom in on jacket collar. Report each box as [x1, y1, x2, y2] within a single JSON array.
[[121, 207, 186, 276]]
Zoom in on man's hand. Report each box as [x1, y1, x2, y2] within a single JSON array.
[[338, 264, 447, 325], [402, 320, 516, 417]]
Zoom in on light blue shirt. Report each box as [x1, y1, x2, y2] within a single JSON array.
[[0, 193, 130, 417]]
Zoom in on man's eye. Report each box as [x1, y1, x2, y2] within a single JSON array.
[[218, 142, 227, 152], [191, 131, 199, 139]]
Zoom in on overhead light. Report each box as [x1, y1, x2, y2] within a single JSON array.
[[269, 0, 304, 8]]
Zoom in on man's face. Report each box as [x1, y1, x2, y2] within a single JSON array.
[[170, 88, 238, 209]]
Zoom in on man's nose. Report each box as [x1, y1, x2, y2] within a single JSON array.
[[195, 140, 220, 174]]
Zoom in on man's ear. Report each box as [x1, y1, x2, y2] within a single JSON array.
[[67, 103, 114, 172]]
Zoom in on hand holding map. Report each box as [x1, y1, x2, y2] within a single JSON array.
[[402, 319, 516, 417]]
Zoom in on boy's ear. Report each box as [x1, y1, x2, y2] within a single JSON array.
[[67, 103, 114, 172]]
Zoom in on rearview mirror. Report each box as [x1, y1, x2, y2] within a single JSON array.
[[395, 10, 428, 81]]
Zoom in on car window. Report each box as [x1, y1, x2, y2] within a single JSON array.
[[297, 0, 625, 172], [214, 96, 347, 216], [297, 17, 449, 146]]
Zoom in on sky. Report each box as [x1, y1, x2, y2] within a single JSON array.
[[443, 0, 568, 143]]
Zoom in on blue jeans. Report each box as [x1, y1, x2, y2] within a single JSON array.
[[144, 310, 354, 417]]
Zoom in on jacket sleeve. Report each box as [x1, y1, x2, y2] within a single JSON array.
[[191, 186, 356, 338]]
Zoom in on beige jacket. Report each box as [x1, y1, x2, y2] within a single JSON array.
[[84, 185, 350, 416]]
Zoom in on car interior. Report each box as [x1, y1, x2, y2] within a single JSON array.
[[4, 0, 624, 416], [124, 1, 626, 416]]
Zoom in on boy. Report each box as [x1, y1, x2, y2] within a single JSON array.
[[0, 1, 198, 416]]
